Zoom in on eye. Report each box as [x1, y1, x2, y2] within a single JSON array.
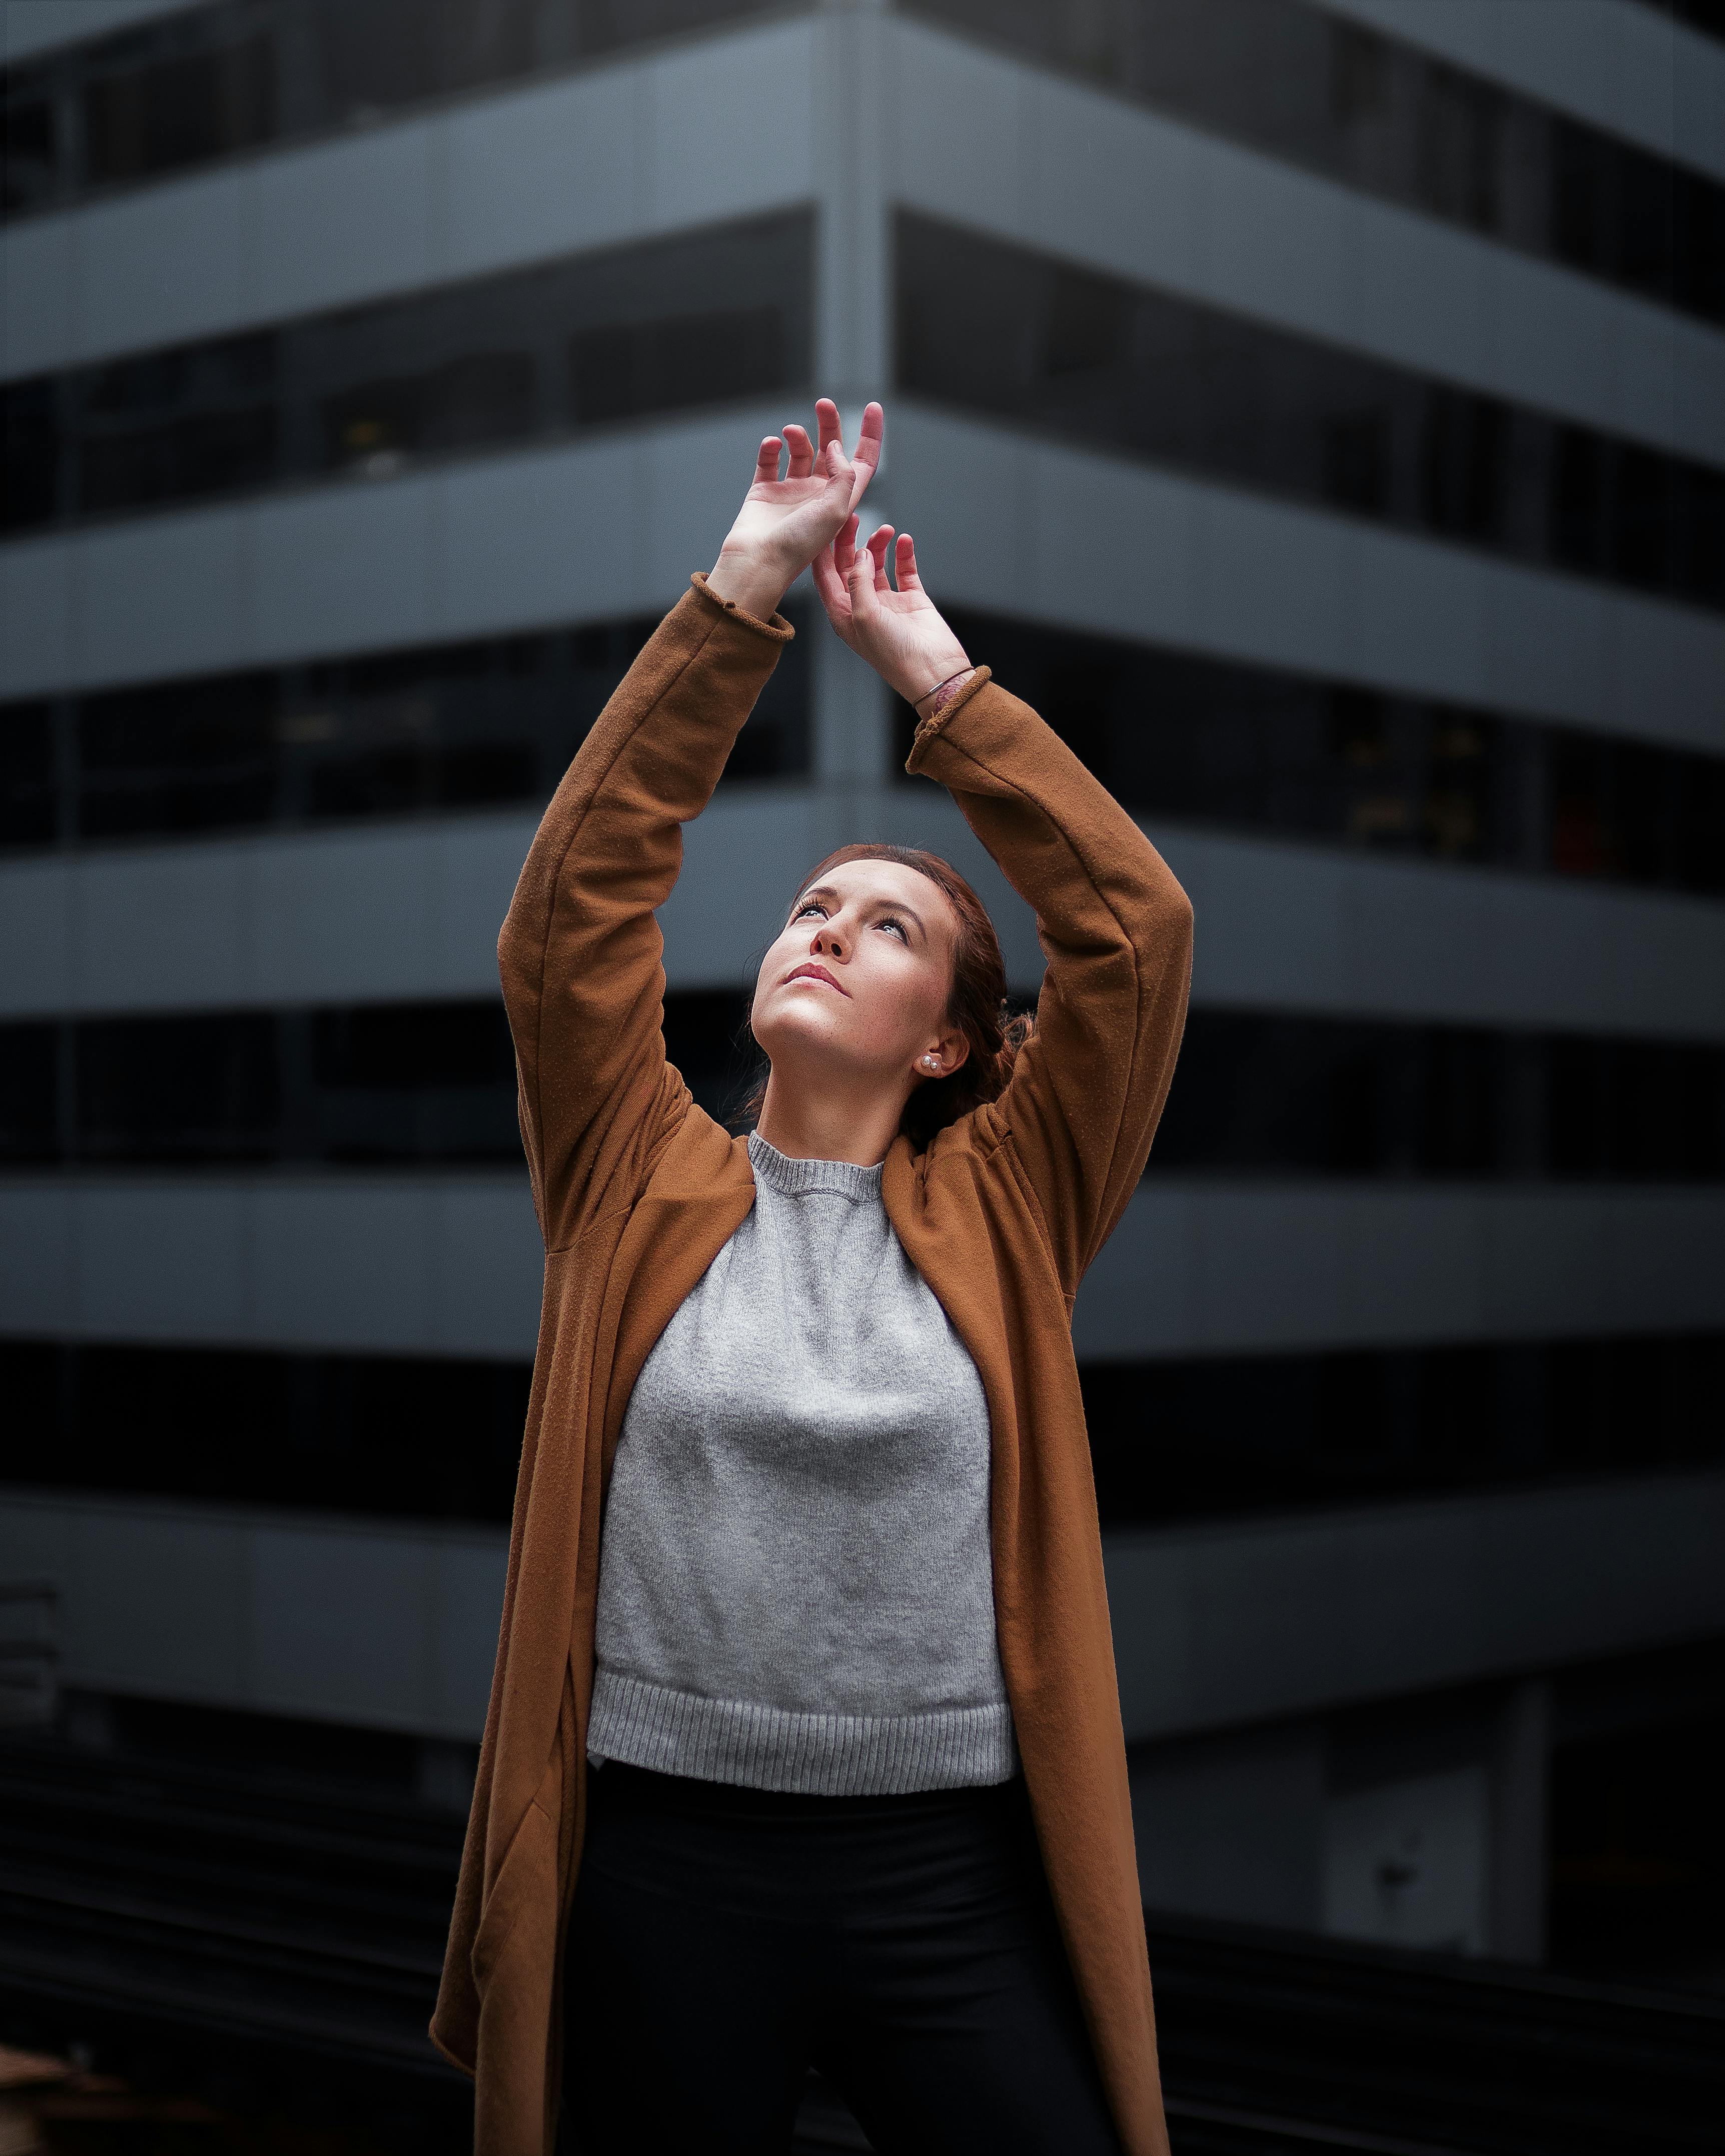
[[791, 900, 826, 922], [875, 915, 909, 942]]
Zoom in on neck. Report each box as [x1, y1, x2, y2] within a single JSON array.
[[753, 1064, 908, 1168]]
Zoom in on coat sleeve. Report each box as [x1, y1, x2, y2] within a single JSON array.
[[906, 669, 1194, 1299], [500, 574, 793, 1250]]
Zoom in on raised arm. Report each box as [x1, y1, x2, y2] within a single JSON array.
[[813, 519, 1193, 1291], [503, 399, 882, 1249]]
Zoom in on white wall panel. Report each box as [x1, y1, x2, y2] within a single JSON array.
[[4, 1472, 1719, 1743], [0, 1173, 544, 1357], [0, 1490, 505, 1740], [1107, 1471, 1725, 1742], [1074, 1184, 1725, 1362], [4, 1173, 1719, 1364], [4, 789, 1722, 1044]]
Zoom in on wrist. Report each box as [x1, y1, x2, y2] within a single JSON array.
[[705, 546, 791, 621], [912, 667, 976, 721], [894, 645, 972, 707]]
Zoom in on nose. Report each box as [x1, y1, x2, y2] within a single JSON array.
[[808, 921, 845, 959]]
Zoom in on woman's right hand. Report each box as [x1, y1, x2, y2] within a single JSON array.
[[812, 520, 973, 709], [705, 399, 883, 620]]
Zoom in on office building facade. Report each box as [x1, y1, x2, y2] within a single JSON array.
[[4, 0, 1723, 1974]]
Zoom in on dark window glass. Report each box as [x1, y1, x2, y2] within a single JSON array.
[[75, 329, 279, 515], [19, 997, 1723, 1180], [0, 88, 56, 214], [1083, 1332, 1725, 1527], [0, 699, 56, 845], [1421, 389, 1508, 541], [893, 604, 1725, 898], [904, 0, 1725, 326], [896, 213, 1724, 610], [10, 211, 811, 529], [1, 378, 61, 532], [1416, 63, 1500, 233], [1641, 1, 1725, 38], [80, 672, 279, 839], [1, 599, 808, 854], [6, 1329, 1718, 1526], [313, 1000, 514, 1087], [82, 32, 274, 187], [569, 304, 786, 426], [1152, 1016, 1725, 1183], [0, 1337, 529, 1524], [77, 1011, 280, 1161], [0, 0, 783, 222], [0, 1021, 58, 1161]]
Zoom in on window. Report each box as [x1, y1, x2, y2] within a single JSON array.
[[891, 605, 1725, 899], [0, 0, 782, 218], [895, 213, 1725, 612], [5, 1329, 1717, 1526], [1084, 1333, 1725, 1527], [8, 999, 1719, 1180], [902, 0, 1725, 326], [2, 210, 813, 535], [81, 31, 274, 187], [1, 1338, 530, 1524], [0, 602, 810, 852]]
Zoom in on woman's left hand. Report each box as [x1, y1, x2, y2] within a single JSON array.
[[706, 399, 883, 619]]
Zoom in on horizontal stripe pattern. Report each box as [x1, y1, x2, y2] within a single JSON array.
[[586, 1669, 1020, 1796]]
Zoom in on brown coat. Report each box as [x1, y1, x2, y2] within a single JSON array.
[[431, 575, 1194, 2153]]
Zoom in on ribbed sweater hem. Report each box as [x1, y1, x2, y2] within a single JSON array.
[[586, 1669, 1020, 1795]]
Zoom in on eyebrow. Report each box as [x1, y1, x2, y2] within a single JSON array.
[[792, 883, 929, 937]]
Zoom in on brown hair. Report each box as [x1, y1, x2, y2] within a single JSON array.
[[737, 843, 1034, 1149]]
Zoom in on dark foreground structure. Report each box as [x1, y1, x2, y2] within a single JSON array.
[[3, 1710, 1721, 2155]]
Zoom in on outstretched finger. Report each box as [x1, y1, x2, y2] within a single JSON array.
[[867, 524, 895, 593], [832, 512, 860, 580], [814, 398, 842, 466], [753, 437, 783, 487], [844, 543, 880, 630], [894, 532, 925, 595], [847, 401, 885, 508], [783, 424, 815, 481]]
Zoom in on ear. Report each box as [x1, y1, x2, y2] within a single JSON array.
[[913, 1031, 970, 1082]]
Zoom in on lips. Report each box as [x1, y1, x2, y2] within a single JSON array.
[[784, 962, 849, 997]]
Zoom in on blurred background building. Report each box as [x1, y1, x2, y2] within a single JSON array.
[[2, 0, 1723, 2118]]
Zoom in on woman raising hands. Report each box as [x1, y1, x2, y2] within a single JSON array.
[[433, 401, 1193, 2156]]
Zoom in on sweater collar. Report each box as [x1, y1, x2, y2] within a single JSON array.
[[748, 1131, 885, 1203]]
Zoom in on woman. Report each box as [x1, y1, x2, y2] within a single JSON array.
[[432, 400, 1194, 2155]]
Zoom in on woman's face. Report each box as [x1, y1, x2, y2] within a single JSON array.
[[751, 859, 971, 1092]]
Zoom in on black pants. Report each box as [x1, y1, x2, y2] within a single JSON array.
[[562, 1763, 1123, 2155]]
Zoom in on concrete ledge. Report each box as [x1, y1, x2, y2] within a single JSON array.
[[3, 1474, 1719, 1745], [0, 1488, 506, 1741], [1106, 1470, 1725, 1741], [5, 790, 1723, 1046], [3, 1172, 1719, 1364]]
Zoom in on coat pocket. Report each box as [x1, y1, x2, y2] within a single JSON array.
[[471, 1754, 561, 1994]]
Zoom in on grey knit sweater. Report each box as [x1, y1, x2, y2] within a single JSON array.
[[587, 1133, 1017, 1794]]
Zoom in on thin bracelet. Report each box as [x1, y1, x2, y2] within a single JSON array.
[[914, 667, 976, 719]]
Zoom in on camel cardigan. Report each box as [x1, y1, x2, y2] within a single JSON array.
[[430, 574, 1195, 2155]]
